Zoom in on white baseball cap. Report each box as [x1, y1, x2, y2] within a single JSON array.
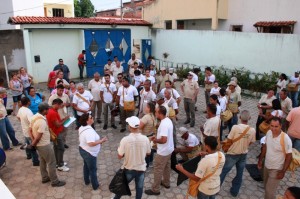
[[126, 116, 140, 128], [178, 127, 188, 136]]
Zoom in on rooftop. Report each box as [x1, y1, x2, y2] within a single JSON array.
[[8, 16, 152, 26], [254, 21, 297, 27]]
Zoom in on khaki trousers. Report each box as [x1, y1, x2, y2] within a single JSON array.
[[103, 102, 115, 125], [263, 167, 280, 199], [152, 153, 172, 193], [91, 100, 102, 120], [36, 144, 59, 185]]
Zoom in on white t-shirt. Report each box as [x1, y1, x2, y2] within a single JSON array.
[[111, 65, 124, 79], [276, 79, 287, 93], [118, 133, 151, 171], [102, 76, 115, 84], [88, 79, 102, 101], [205, 74, 216, 84], [195, 152, 225, 195], [203, 116, 221, 137], [184, 133, 199, 147], [210, 87, 220, 95], [128, 58, 141, 66], [100, 83, 117, 103], [72, 91, 93, 116], [160, 88, 180, 99], [133, 75, 146, 88], [17, 107, 34, 137], [170, 73, 178, 80], [79, 126, 100, 157], [156, 117, 174, 156], [216, 104, 221, 116], [271, 110, 283, 118], [144, 75, 156, 85], [117, 85, 138, 107], [189, 72, 198, 81], [150, 70, 156, 76], [219, 96, 227, 112], [265, 131, 292, 170], [164, 97, 178, 110]]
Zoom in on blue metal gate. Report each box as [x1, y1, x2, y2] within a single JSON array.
[[141, 39, 152, 67], [84, 29, 131, 77]]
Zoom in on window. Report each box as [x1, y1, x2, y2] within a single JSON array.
[[52, 8, 64, 17], [177, 20, 184, 30], [231, 25, 243, 32], [165, 20, 172, 29]]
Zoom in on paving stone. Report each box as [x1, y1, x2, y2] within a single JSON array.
[[1, 80, 299, 199]]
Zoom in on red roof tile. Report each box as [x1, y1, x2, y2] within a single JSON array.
[[254, 21, 296, 27], [8, 16, 151, 26]]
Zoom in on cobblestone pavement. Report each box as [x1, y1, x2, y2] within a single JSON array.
[[0, 80, 299, 199]]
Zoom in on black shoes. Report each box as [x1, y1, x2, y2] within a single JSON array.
[[64, 144, 69, 149], [120, 129, 126, 133], [184, 120, 190, 124], [144, 189, 160, 195], [97, 119, 102, 124], [51, 181, 66, 187], [103, 125, 108, 130], [111, 125, 117, 129], [42, 178, 50, 184], [160, 182, 170, 189]]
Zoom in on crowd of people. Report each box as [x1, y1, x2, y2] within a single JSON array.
[[0, 53, 299, 199]]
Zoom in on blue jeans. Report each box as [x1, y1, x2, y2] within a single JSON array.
[[220, 153, 247, 196], [197, 191, 216, 199], [289, 91, 299, 108], [289, 136, 300, 151], [0, 117, 19, 150], [24, 137, 39, 164], [114, 169, 145, 199], [228, 114, 238, 132], [78, 65, 84, 79], [79, 147, 99, 190]]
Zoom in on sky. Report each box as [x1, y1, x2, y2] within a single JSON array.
[[91, 0, 131, 12]]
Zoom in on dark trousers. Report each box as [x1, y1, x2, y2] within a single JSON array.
[[78, 65, 84, 79], [53, 132, 65, 167]]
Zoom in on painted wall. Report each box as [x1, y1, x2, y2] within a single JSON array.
[[22, 24, 150, 82], [44, 3, 75, 17], [151, 30, 300, 75], [143, 0, 228, 29], [0, 0, 44, 30], [218, 0, 300, 34]]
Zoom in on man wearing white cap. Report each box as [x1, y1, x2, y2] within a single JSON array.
[[226, 77, 241, 94], [168, 68, 178, 82], [227, 81, 242, 131], [174, 127, 200, 162], [115, 116, 151, 199], [157, 67, 173, 92]]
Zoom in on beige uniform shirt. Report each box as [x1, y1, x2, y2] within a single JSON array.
[[157, 74, 173, 91], [30, 113, 50, 147], [181, 79, 199, 99], [48, 93, 70, 119]]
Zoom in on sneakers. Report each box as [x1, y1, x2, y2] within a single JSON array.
[[144, 189, 160, 195], [57, 165, 70, 172], [56, 162, 68, 168], [51, 180, 66, 187]]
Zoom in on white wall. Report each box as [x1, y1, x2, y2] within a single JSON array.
[[0, 0, 44, 30], [151, 30, 300, 75], [218, 0, 300, 34], [22, 24, 150, 82]]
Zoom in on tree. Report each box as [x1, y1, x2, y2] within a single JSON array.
[[74, 0, 95, 17]]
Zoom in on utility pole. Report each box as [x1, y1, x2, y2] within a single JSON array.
[[120, 0, 123, 20]]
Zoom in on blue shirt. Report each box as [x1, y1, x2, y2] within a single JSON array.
[[28, 93, 43, 114], [53, 64, 70, 82]]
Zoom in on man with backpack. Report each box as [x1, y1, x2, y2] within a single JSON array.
[[258, 117, 292, 199]]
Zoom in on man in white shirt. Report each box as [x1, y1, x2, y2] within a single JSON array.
[[145, 106, 174, 196], [116, 77, 139, 132], [104, 59, 113, 74], [174, 127, 200, 162], [138, 80, 156, 118], [100, 74, 117, 130], [204, 67, 215, 110], [258, 117, 293, 199], [102, 69, 115, 83], [127, 53, 141, 68], [114, 116, 151, 199], [144, 68, 156, 91], [72, 83, 94, 129], [220, 110, 256, 197], [88, 72, 102, 124], [176, 136, 225, 198], [111, 60, 124, 80], [160, 80, 181, 105], [200, 104, 221, 144], [17, 96, 39, 166], [168, 68, 178, 82]]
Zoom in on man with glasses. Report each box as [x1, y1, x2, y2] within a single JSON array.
[[53, 59, 70, 83]]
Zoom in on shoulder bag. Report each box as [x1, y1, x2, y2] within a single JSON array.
[[75, 93, 90, 106], [186, 152, 222, 198], [122, 87, 135, 111], [31, 116, 57, 143], [222, 126, 250, 153]]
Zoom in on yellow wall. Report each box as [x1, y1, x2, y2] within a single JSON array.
[[44, 4, 74, 17], [143, 0, 227, 29]]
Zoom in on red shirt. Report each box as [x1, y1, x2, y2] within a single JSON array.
[[78, 53, 85, 66], [48, 71, 57, 89], [46, 108, 63, 135]]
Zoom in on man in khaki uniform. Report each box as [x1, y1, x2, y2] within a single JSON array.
[[181, 72, 199, 127], [157, 67, 173, 92]]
